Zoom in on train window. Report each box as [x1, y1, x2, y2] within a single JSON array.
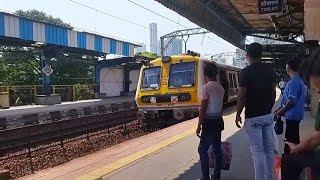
[[232, 73, 237, 87], [228, 73, 234, 88], [169, 62, 195, 88], [141, 67, 161, 90]]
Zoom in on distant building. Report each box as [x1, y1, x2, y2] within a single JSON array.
[[168, 38, 183, 56], [149, 23, 158, 54], [234, 48, 246, 67], [161, 38, 183, 56], [134, 43, 146, 54]]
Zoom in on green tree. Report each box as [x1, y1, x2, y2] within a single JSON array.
[[0, 50, 41, 86], [50, 55, 94, 85], [14, 9, 73, 29], [135, 52, 160, 60]]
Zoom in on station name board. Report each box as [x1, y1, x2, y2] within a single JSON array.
[[258, 0, 283, 15]]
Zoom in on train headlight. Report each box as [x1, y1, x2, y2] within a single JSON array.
[[141, 96, 150, 103], [161, 56, 171, 63], [179, 93, 191, 102]]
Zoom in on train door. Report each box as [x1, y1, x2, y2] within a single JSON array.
[[227, 71, 238, 102], [219, 69, 229, 103]]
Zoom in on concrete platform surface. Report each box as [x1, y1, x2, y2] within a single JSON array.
[[17, 90, 316, 180], [0, 96, 134, 118]]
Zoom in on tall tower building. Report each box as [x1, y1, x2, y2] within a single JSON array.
[[149, 23, 158, 54]]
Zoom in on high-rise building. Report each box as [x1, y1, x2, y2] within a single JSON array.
[[149, 23, 158, 53], [234, 48, 246, 67], [163, 38, 183, 56], [134, 43, 146, 54], [169, 38, 183, 56]]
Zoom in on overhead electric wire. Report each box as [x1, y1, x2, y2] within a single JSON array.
[[126, 0, 236, 49], [68, 0, 235, 50], [69, 0, 148, 30], [127, 0, 188, 29]]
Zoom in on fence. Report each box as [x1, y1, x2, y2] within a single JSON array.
[[0, 84, 97, 106]]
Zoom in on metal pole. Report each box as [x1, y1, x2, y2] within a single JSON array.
[[160, 37, 164, 57], [40, 51, 51, 96]]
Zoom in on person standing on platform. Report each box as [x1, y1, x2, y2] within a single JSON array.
[[235, 43, 277, 180], [276, 57, 305, 154], [279, 77, 287, 95], [281, 46, 320, 180], [196, 63, 225, 180]]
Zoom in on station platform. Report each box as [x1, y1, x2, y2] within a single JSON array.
[[17, 91, 316, 180], [0, 96, 134, 118]]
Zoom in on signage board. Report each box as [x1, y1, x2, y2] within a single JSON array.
[[42, 65, 54, 76], [258, 0, 283, 15]]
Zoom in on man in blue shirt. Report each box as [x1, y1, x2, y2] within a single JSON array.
[[276, 57, 305, 154]]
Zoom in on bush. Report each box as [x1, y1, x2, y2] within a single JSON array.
[[73, 84, 93, 101]]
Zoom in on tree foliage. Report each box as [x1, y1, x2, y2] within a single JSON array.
[[14, 9, 73, 29], [0, 50, 41, 86], [135, 52, 160, 60]]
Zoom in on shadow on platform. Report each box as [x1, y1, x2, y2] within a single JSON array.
[[173, 97, 285, 180], [173, 127, 254, 180]]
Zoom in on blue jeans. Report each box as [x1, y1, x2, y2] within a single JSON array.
[[198, 130, 222, 178], [245, 114, 275, 180]]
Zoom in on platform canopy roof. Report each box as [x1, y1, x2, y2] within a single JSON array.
[[155, 0, 304, 48]]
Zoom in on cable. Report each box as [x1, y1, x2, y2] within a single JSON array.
[[127, 0, 188, 29], [69, 0, 234, 49], [69, 0, 148, 30], [127, 0, 235, 49]]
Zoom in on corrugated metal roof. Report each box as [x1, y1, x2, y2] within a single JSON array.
[[155, 0, 305, 46]]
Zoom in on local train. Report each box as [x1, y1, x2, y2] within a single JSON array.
[[135, 51, 241, 121]]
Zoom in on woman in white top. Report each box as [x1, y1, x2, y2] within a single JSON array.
[[196, 63, 225, 180]]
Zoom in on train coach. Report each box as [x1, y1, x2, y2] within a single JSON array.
[[135, 51, 241, 121]]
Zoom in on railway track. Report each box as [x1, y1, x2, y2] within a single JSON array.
[[0, 108, 137, 158], [0, 101, 200, 179], [0, 104, 141, 178]]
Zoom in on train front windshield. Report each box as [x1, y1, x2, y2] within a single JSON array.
[[169, 62, 195, 88], [141, 67, 161, 90]]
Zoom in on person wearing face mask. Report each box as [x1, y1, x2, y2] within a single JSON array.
[[281, 46, 320, 180]]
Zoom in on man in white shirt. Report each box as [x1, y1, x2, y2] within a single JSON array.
[[196, 63, 225, 180]]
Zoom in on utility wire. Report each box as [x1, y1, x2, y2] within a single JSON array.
[[127, 0, 235, 49], [127, 0, 188, 29], [69, 0, 235, 50]]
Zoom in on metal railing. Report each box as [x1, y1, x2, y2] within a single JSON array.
[[0, 84, 97, 106]]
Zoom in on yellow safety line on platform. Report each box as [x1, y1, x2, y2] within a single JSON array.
[[75, 128, 196, 180]]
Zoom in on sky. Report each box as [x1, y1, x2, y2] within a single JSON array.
[[0, 0, 238, 58]]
